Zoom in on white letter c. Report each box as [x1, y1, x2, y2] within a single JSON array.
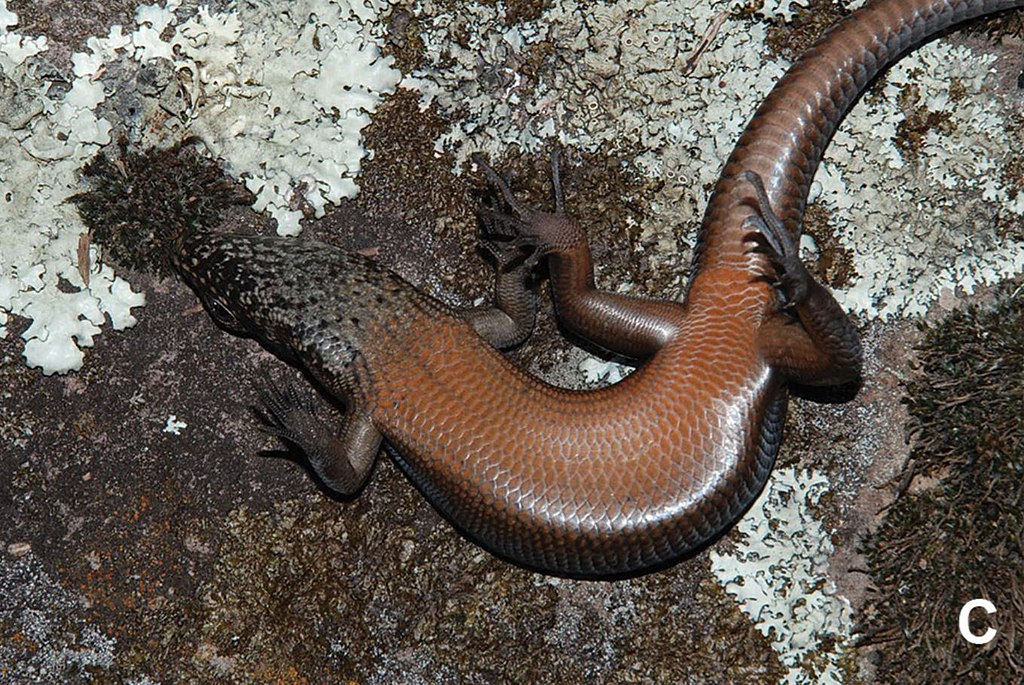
[[959, 599, 996, 645]]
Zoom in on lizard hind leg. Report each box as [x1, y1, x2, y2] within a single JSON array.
[[254, 373, 382, 496], [741, 170, 863, 388], [463, 149, 579, 350], [475, 150, 690, 361], [461, 157, 551, 350]]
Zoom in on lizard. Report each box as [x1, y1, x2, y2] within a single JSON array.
[[173, 0, 1023, 577]]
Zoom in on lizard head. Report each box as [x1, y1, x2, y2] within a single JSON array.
[[171, 232, 258, 334]]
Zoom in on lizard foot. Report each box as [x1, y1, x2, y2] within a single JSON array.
[[740, 169, 813, 311], [253, 372, 379, 495], [472, 149, 576, 273]]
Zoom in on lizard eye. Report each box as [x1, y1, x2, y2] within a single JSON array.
[[204, 296, 243, 332]]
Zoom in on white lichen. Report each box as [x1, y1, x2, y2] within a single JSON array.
[[577, 356, 629, 385], [1, 0, 400, 374], [709, 467, 854, 684], [818, 40, 1024, 317], [0, 0, 144, 375], [70, 0, 401, 234], [173, 0, 402, 235], [163, 414, 188, 434], [8, 0, 1016, 376], [761, 0, 814, 22]]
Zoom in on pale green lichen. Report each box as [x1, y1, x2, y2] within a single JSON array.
[[0, 0, 144, 375], [710, 467, 856, 685], [1, 0, 401, 374], [72, 0, 402, 236], [813, 40, 1024, 317]]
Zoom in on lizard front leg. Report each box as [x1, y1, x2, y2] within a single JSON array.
[[255, 374, 382, 495]]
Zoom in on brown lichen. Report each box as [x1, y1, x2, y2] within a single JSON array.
[[803, 203, 856, 289], [998, 152, 1024, 239], [764, 0, 849, 61], [503, 0, 552, 24], [889, 81, 959, 161], [5, 0, 142, 68], [471, 147, 665, 295], [382, 6, 427, 74], [457, 146, 670, 376], [893, 107, 956, 161], [356, 89, 467, 229], [947, 77, 969, 103], [66, 482, 211, 680], [0, 319, 36, 449], [346, 87, 488, 307], [968, 8, 1024, 40]]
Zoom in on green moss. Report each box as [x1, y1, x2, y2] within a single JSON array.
[[72, 142, 251, 277], [859, 283, 1024, 683]]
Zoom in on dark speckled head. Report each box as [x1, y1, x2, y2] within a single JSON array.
[[173, 234, 260, 334], [172, 232, 424, 378]]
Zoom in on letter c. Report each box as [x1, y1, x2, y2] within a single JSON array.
[[959, 599, 996, 645]]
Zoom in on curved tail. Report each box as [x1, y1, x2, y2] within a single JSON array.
[[694, 0, 1022, 274]]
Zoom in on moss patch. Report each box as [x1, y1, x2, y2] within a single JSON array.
[[858, 283, 1024, 683], [73, 142, 252, 276], [182, 461, 783, 684], [999, 150, 1024, 240], [764, 0, 848, 61], [471, 147, 665, 294]]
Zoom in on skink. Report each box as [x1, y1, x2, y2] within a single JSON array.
[[173, 0, 1023, 577]]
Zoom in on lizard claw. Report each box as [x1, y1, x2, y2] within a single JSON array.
[[476, 184, 540, 275], [740, 170, 811, 309], [472, 153, 536, 222], [477, 223, 531, 275], [477, 206, 526, 241], [473, 151, 569, 274], [253, 371, 322, 449]]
